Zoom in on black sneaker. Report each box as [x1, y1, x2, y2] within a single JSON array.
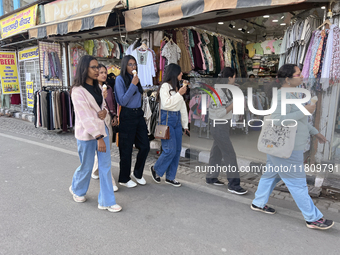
[[206, 180, 225, 186], [228, 187, 248, 195], [251, 204, 276, 214], [306, 218, 334, 230], [165, 179, 181, 187], [150, 166, 161, 183]]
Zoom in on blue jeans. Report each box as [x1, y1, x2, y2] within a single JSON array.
[[252, 151, 323, 222], [154, 110, 182, 180], [71, 126, 116, 207]]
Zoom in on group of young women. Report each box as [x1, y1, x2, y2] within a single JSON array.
[[67, 53, 334, 230], [68, 55, 189, 213]]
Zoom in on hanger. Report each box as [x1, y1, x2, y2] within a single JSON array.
[[317, 19, 332, 30], [138, 39, 148, 50]]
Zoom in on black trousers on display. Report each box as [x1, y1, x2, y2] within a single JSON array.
[[118, 107, 150, 183]]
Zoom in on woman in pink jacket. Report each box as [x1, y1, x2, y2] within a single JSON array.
[[69, 55, 121, 213]]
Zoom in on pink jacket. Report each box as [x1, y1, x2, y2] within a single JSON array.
[[71, 86, 107, 141]]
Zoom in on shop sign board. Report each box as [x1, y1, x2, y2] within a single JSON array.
[[18, 47, 39, 61], [44, 0, 117, 23], [0, 51, 20, 95], [26, 81, 34, 108], [0, 5, 38, 39]]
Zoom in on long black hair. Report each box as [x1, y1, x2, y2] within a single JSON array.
[[72, 55, 100, 95], [162, 64, 182, 90], [157, 64, 182, 101], [221, 67, 235, 79], [277, 64, 297, 88], [119, 55, 142, 91]]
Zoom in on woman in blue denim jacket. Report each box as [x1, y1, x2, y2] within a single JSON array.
[[251, 64, 334, 230], [150, 64, 189, 187]]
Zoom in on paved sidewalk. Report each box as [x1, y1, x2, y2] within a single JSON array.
[[1, 116, 339, 214]]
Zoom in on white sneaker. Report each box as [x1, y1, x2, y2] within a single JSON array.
[[112, 177, 118, 191], [69, 186, 86, 203], [91, 173, 99, 180], [119, 180, 137, 188], [98, 204, 122, 213], [132, 174, 146, 185]]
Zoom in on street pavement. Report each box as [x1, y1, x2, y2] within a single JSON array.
[[1, 117, 340, 255]]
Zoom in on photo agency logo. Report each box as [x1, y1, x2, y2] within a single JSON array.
[[198, 83, 312, 128]]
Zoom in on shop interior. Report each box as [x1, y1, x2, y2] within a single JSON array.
[[177, 7, 328, 162]]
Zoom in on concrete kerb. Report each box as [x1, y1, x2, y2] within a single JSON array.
[[0, 108, 34, 123]]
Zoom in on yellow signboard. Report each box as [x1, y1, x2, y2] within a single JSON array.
[[26, 81, 34, 108], [0, 4, 38, 39], [19, 47, 39, 61], [0, 51, 20, 94]]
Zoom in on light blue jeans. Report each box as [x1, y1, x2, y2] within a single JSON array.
[[71, 126, 116, 207], [154, 110, 183, 180], [252, 150, 323, 222]]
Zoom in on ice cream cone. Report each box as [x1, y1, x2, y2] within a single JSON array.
[[311, 96, 318, 105]]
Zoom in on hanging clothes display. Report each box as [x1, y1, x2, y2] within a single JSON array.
[[279, 16, 321, 68], [43, 51, 63, 81], [157, 28, 247, 78], [34, 88, 74, 132], [301, 22, 340, 91]]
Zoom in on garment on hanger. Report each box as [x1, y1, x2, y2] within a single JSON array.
[[218, 36, 225, 69], [182, 29, 195, 69], [161, 40, 181, 64], [201, 33, 214, 72], [261, 40, 273, 55], [273, 40, 282, 55], [132, 48, 156, 87], [196, 31, 206, 70], [253, 43, 264, 55], [246, 43, 256, 58], [213, 36, 221, 75], [191, 30, 204, 70], [176, 30, 192, 73]]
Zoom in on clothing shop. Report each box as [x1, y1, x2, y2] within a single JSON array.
[[123, 0, 340, 168], [0, 3, 41, 114]]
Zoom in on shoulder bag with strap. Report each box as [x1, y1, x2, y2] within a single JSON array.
[[257, 92, 299, 158], [154, 95, 170, 140]]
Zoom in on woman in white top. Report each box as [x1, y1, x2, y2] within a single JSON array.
[[150, 64, 189, 187]]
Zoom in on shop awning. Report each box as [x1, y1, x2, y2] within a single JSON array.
[[124, 0, 307, 32], [28, 0, 120, 39]]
